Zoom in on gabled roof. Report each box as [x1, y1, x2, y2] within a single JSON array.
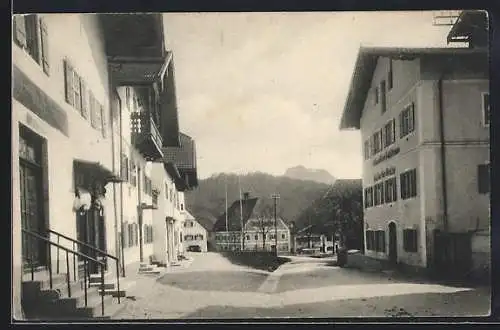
[[338, 47, 487, 130], [195, 215, 216, 232], [213, 197, 259, 232]]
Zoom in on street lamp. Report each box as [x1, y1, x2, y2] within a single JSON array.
[[271, 193, 280, 256]]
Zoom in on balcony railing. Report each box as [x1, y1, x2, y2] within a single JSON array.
[[130, 109, 163, 161]]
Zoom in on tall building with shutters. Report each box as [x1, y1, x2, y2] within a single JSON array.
[[12, 13, 198, 319], [338, 11, 489, 278]]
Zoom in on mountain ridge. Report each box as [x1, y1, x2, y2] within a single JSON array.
[[284, 165, 336, 184]]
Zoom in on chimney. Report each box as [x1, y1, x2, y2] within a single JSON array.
[[243, 192, 250, 200]]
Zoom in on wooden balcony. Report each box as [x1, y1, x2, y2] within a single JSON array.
[[162, 133, 198, 190], [130, 110, 163, 161]]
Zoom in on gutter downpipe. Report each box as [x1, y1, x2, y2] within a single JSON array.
[[119, 91, 126, 277], [437, 76, 449, 233], [110, 91, 120, 276]]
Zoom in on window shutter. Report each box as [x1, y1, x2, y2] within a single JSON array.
[[64, 60, 74, 105], [39, 18, 50, 75], [94, 101, 102, 131], [101, 105, 107, 138], [392, 118, 396, 143], [409, 103, 415, 132], [14, 16, 27, 48], [79, 80, 89, 119]]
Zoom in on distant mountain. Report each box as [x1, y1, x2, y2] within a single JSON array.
[[284, 165, 336, 184], [184, 172, 331, 227]]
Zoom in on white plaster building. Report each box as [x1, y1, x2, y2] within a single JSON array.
[[338, 11, 489, 277]]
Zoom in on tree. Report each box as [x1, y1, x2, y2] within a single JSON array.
[[255, 206, 274, 251]]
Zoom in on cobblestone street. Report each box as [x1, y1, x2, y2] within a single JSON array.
[[112, 252, 491, 319]]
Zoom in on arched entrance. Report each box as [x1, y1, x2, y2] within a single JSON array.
[[388, 222, 398, 264]]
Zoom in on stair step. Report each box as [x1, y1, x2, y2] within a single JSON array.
[[99, 281, 135, 297], [89, 282, 116, 289]]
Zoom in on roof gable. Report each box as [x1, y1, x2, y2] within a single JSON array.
[[339, 47, 487, 130], [213, 197, 259, 232]]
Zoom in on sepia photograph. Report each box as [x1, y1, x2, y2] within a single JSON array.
[[11, 10, 490, 321]]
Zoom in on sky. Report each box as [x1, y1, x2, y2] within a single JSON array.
[[162, 11, 454, 180]]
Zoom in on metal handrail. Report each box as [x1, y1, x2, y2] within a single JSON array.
[[47, 228, 121, 307], [48, 229, 118, 260], [22, 229, 118, 317]]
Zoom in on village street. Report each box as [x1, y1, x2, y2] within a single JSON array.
[[113, 253, 491, 319]]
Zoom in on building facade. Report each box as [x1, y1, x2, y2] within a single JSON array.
[[339, 45, 489, 274], [182, 211, 209, 252], [12, 13, 198, 318], [213, 193, 292, 254]]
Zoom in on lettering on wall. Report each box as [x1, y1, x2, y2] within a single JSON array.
[[13, 65, 69, 136], [374, 166, 396, 182], [373, 146, 400, 166]]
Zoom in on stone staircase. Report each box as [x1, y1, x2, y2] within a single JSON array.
[[21, 269, 131, 320]]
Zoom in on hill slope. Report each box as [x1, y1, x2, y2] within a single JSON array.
[[185, 172, 331, 226]]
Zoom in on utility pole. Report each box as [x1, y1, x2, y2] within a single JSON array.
[[271, 193, 280, 256]]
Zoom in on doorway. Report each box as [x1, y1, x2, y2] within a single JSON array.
[[388, 222, 398, 264], [76, 197, 107, 274], [19, 126, 47, 269]]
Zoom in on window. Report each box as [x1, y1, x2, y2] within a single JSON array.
[[181, 204, 184, 211], [196, 234, 204, 241], [184, 235, 193, 241], [399, 103, 415, 138], [281, 233, 286, 240], [121, 154, 129, 182], [384, 177, 398, 203], [246, 235, 251, 241], [380, 80, 387, 113], [190, 222, 194, 227], [88, 92, 98, 129], [478, 163, 490, 194], [14, 15, 49, 75], [400, 169, 417, 199], [366, 231, 374, 251], [482, 93, 490, 126], [363, 140, 370, 160], [368, 230, 386, 252], [403, 229, 418, 252], [79, 80, 90, 120], [388, 60, 393, 90], [364, 187, 374, 209], [130, 162, 137, 186], [64, 60, 82, 111], [254, 235, 258, 240], [372, 130, 382, 155], [374, 86, 379, 105], [100, 105, 107, 138], [376, 230, 386, 252], [383, 119, 396, 148], [374, 182, 385, 206], [152, 190, 159, 207]]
